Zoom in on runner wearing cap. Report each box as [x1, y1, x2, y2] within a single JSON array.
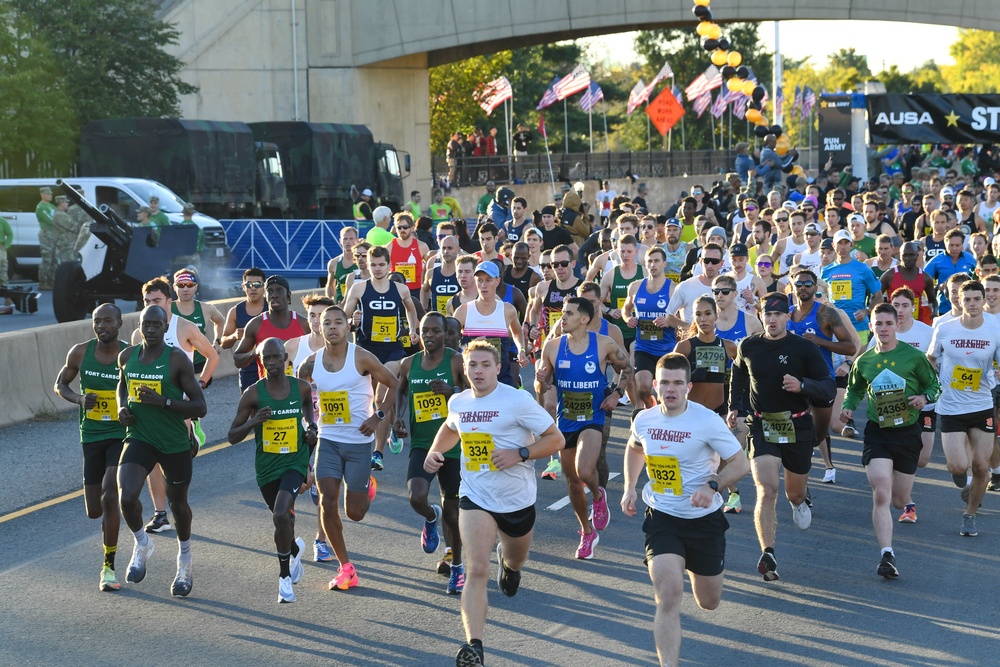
[[727, 243, 766, 315], [688, 226, 732, 278], [661, 218, 688, 285], [793, 223, 824, 273], [846, 214, 875, 262], [774, 210, 810, 277], [728, 293, 836, 581], [925, 229, 977, 316], [822, 230, 883, 347], [233, 275, 310, 379]]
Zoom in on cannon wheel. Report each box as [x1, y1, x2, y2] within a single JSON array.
[[53, 261, 93, 323]]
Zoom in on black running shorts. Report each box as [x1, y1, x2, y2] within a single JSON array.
[[643, 507, 729, 576], [120, 438, 193, 486], [82, 438, 124, 486], [746, 414, 814, 475], [459, 497, 536, 538], [407, 447, 461, 500], [861, 421, 922, 475], [259, 469, 306, 512], [940, 409, 996, 434]]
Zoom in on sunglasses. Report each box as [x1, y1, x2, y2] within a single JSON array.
[[436, 233, 450, 239], [244, 281, 264, 289], [774, 216, 788, 222], [756, 261, 772, 268], [701, 257, 722, 265], [711, 288, 733, 295], [551, 260, 571, 268], [175, 283, 197, 289], [540, 263, 552, 269], [794, 281, 815, 287], [802, 208, 815, 212], [396, 225, 412, 231], [744, 206, 757, 211], [642, 225, 655, 230]]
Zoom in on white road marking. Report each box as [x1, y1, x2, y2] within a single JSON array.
[[545, 472, 620, 510]]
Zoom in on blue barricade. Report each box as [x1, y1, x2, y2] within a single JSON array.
[[220, 219, 355, 278]]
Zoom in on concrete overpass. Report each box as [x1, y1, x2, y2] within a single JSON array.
[[164, 0, 1000, 196]]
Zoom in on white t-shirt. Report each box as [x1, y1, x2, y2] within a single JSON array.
[[444, 383, 555, 513], [928, 316, 1000, 415], [631, 402, 742, 519], [667, 276, 713, 324]]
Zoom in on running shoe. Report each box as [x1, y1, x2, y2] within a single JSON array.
[[447, 563, 465, 595], [540, 458, 561, 480], [422, 505, 442, 554], [278, 575, 295, 603], [898, 504, 917, 523], [290, 537, 305, 584], [724, 491, 742, 514], [192, 418, 206, 451], [144, 511, 170, 534], [314, 540, 333, 563], [329, 562, 359, 590], [952, 472, 968, 488], [495, 543, 520, 597], [960, 514, 978, 537], [437, 547, 453, 575], [371, 451, 384, 471], [757, 552, 779, 581], [99, 565, 120, 592], [822, 468, 836, 484], [388, 431, 404, 455], [591, 487, 610, 531], [791, 501, 812, 530], [171, 558, 193, 597], [841, 420, 858, 438], [804, 487, 813, 508], [455, 642, 485, 667], [125, 538, 155, 584], [877, 552, 899, 579], [990, 473, 1000, 492], [575, 529, 599, 560], [368, 475, 378, 502], [309, 483, 319, 506]]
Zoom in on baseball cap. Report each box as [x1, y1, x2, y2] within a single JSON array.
[[847, 213, 865, 226], [708, 226, 727, 241], [781, 200, 798, 211], [361, 188, 374, 197], [665, 217, 681, 228], [39, 186, 52, 195], [54, 195, 68, 204], [940, 186, 955, 197], [984, 177, 996, 187], [729, 243, 748, 257], [265, 275, 290, 291], [182, 203, 195, 214], [833, 230, 853, 244], [820, 238, 834, 250], [762, 293, 790, 314], [474, 262, 500, 279], [804, 223, 821, 235]]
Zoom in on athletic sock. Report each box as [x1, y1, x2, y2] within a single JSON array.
[[178, 539, 192, 563], [764, 546, 775, 555], [278, 553, 291, 578], [103, 545, 117, 569], [290, 539, 300, 558], [992, 466, 1000, 475], [968, 474, 974, 486], [470, 639, 483, 649], [881, 547, 894, 557], [133, 530, 149, 547]]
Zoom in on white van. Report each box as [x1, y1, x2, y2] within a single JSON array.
[[0, 177, 228, 277]]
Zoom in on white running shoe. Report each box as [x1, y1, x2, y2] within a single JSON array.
[[290, 537, 305, 584], [791, 501, 812, 530], [278, 576, 296, 603], [822, 468, 836, 484]]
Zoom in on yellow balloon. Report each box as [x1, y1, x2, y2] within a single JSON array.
[[727, 51, 742, 67], [746, 109, 762, 124], [727, 77, 743, 92], [791, 165, 806, 177], [756, 115, 769, 127], [776, 133, 791, 156], [742, 80, 756, 95], [710, 49, 728, 66], [696, 22, 711, 37], [706, 23, 722, 40], [694, 0, 710, 6]]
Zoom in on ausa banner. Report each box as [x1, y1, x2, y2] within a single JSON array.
[[867, 94, 1000, 144]]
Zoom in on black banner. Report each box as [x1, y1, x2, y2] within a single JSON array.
[[867, 94, 1000, 144], [818, 95, 852, 171]]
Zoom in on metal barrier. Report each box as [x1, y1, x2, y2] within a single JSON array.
[[220, 219, 355, 278]]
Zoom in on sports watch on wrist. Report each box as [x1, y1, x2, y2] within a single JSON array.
[[518, 447, 530, 462], [707, 479, 719, 492], [374, 410, 385, 421]]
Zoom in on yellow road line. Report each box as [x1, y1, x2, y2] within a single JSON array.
[[0, 435, 250, 525]]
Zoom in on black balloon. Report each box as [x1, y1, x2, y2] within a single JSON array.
[[752, 86, 765, 102], [693, 5, 710, 17], [703, 38, 719, 51], [717, 38, 730, 50], [747, 100, 761, 111], [699, 10, 714, 21], [754, 125, 770, 138], [770, 125, 783, 136], [736, 66, 750, 79], [721, 65, 736, 79]]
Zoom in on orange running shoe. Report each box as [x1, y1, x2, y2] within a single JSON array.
[[329, 562, 359, 590], [368, 475, 378, 502]]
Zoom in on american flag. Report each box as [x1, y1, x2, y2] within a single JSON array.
[[685, 65, 722, 101], [710, 90, 728, 119], [627, 79, 649, 115], [672, 84, 684, 104], [774, 85, 784, 121], [553, 64, 591, 101], [732, 97, 747, 120], [641, 61, 675, 100], [476, 76, 512, 115], [579, 82, 604, 112], [793, 85, 803, 112], [801, 87, 816, 120], [693, 91, 712, 118], [536, 77, 560, 110]]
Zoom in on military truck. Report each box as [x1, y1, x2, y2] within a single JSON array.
[[79, 119, 288, 219]]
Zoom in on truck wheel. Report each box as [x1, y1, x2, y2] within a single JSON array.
[[53, 261, 92, 323]]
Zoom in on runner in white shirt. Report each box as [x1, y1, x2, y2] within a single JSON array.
[[793, 223, 824, 273], [424, 340, 562, 667], [927, 281, 1000, 537], [622, 352, 749, 667]]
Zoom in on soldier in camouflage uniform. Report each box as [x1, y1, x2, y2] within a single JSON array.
[[36, 186, 56, 289], [0, 213, 13, 313], [68, 187, 94, 254], [52, 195, 79, 270]]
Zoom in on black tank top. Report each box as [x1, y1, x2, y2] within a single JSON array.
[[541, 278, 580, 335], [687, 336, 728, 384], [359, 280, 404, 347], [504, 265, 534, 300]]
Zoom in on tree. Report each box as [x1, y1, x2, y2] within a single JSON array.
[[11, 0, 197, 125], [820, 48, 873, 93], [943, 29, 1000, 93], [0, 2, 78, 176], [429, 53, 512, 156]]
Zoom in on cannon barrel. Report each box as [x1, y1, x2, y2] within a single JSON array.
[[56, 180, 130, 248], [56, 179, 109, 226], [99, 205, 134, 241]]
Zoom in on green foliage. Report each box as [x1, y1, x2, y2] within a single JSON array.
[[943, 29, 1000, 93], [0, 2, 78, 176], [429, 53, 512, 156]]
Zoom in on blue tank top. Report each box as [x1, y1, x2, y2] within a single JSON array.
[[503, 219, 531, 243], [555, 332, 608, 432], [358, 280, 404, 351], [429, 267, 460, 313], [787, 301, 834, 377], [633, 278, 676, 355], [716, 310, 748, 346], [598, 319, 609, 336], [499, 282, 514, 305]]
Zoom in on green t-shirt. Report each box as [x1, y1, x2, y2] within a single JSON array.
[[253, 379, 309, 487], [123, 346, 189, 452], [853, 235, 876, 259], [406, 200, 422, 218], [477, 193, 493, 216], [79, 339, 128, 443], [36, 201, 55, 231], [960, 157, 978, 177], [429, 203, 451, 222], [843, 341, 941, 428], [0, 216, 12, 248], [408, 349, 460, 456], [150, 211, 170, 228]]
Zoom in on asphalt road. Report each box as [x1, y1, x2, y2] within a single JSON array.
[[2, 376, 1000, 667]]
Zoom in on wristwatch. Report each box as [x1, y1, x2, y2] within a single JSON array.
[[374, 410, 385, 421], [707, 480, 719, 492], [164, 398, 172, 409], [518, 446, 530, 462]]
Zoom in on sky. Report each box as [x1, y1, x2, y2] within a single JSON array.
[[582, 21, 959, 74]]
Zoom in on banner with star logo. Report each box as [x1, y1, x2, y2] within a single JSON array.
[[867, 94, 1000, 144]]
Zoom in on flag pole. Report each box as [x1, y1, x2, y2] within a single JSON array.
[[711, 110, 716, 151], [603, 100, 609, 152], [647, 103, 651, 152], [668, 77, 674, 152], [728, 104, 733, 151], [808, 109, 814, 170], [589, 105, 594, 154], [564, 99, 569, 154], [541, 118, 556, 196]]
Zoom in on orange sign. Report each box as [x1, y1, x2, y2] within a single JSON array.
[[646, 87, 685, 136]]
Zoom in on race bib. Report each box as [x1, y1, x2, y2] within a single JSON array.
[[462, 432, 496, 472], [761, 411, 795, 444], [645, 454, 682, 496], [397, 263, 417, 284], [665, 271, 680, 284], [127, 379, 162, 403], [413, 390, 447, 423], [616, 297, 627, 313], [85, 389, 116, 421], [830, 279, 852, 301], [950, 365, 982, 393], [262, 418, 298, 454], [400, 335, 412, 348], [285, 363, 295, 377], [547, 309, 562, 332], [372, 315, 398, 343], [436, 294, 451, 313], [638, 319, 661, 341], [320, 390, 351, 424], [562, 391, 593, 422], [874, 389, 908, 428], [695, 345, 726, 373]]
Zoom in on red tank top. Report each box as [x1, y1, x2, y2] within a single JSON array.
[[256, 311, 302, 377], [389, 239, 424, 291], [887, 267, 932, 325]]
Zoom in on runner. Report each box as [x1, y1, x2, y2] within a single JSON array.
[[220, 268, 268, 393], [879, 242, 937, 325], [503, 242, 541, 301], [622, 352, 749, 667], [600, 234, 644, 357], [666, 243, 725, 327], [927, 280, 1000, 537], [422, 341, 563, 667], [925, 229, 977, 316], [233, 275, 310, 380], [325, 226, 359, 302], [728, 293, 836, 581], [393, 312, 468, 593], [673, 295, 737, 417], [728, 243, 767, 315], [54, 303, 128, 592], [792, 223, 824, 273], [822, 230, 883, 346], [297, 305, 399, 589], [116, 305, 207, 596], [387, 212, 431, 301], [343, 241, 372, 298], [227, 338, 316, 602], [842, 304, 940, 578], [423, 236, 462, 313], [661, 218, 688, 285], [536, 297, 632, 559], [624, 247, 678, 409]]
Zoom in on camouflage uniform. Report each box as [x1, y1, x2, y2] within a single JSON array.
[[68, 204, 93, 253], [0, 215, 12, 288], [35, 190, 56, 288], [52, 197, 78, 270]]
